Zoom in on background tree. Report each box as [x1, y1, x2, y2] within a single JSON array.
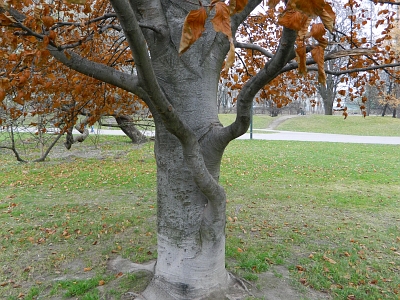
[[0, 4, 149, 162], [222, 0, 400, 116], [1, 0, 399, 299]]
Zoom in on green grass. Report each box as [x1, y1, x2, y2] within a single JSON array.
[[219, 114, 275, 129], [277, 114, 400, 136], [222, 140, 400, 299], [1, 127, 400, 299]]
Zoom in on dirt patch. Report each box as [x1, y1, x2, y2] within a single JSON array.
[[248, 265, 330, 300]]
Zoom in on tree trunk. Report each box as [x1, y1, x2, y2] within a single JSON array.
[[319, 83, 334, 115], [382, 103, 388, 117], [142, 124, 230, 299], [136, 15, 232, 295], [115, 115, 147, 143], [323, 98, 333, 115], [140, 80, 231, 299], [319, 67, 336, 115]]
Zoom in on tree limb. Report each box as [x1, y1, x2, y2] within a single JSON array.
[[48, 46, 144, 96], [309, 63, 400, 76], [221, 27, 297, 141], [373, 0, 400, 5], [234, 41, 274, 58]]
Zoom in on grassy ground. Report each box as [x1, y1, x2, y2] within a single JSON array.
[[218, 114, 275, 129], [1, 120, 400, 299], [276, 115, 400, 136]]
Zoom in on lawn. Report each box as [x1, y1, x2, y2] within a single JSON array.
[[0, 127, 399, 299], [219, 113, 275, 129], [276, 114, 400, 136]]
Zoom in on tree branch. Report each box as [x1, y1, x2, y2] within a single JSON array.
[[373, 0, 400, 5], [48, 46, 144, 96], [234, 41, 274, 58], [309, 63, 400, 76], [221, 27, 297, 141]]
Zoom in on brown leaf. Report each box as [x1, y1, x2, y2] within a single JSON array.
[[311, 46, 326, 85], [0, 90, 5, 102], [323, 255, 337, 264], [8, 53, 17, 61], [299, 278, 308, 285], [42, 16, 55, 28], [296, 265, 305, 271], [0, 14, 17, 26], [211, 2, 232, 39], [83, 267, 92, 272], [320, 3, 335, 32], [296, 40, 307, 75], [224, 41, 235, 70], [64, 50, 71, 60], [278, 10, 309, 31], [287, 0, 326, 17], [179, 7, 207, 54], [229, 0, 248, 15], [49, 30, 57, 41], [98, 280, 105, 286], [310, 23, 325, 42]]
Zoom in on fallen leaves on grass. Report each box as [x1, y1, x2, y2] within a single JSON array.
[[323, 255, 337, 264]]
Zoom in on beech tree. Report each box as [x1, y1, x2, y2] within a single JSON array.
[[1, 0, 400, 299]]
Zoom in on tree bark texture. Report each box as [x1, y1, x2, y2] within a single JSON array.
[[127, 2, 231, 298]]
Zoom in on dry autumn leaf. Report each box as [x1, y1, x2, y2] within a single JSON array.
[[323, 255, 337, 264], [287, 0, 326, 17], [224, 41, 235, 70], [229, 0, 248, 15], [310, 23, 325, 42], [211, 2, 232, 39], [179, 7, 207, 54], [320, 2, 335, 32], [278, 10, 309, 31], [296, 41, 307, 75], [0, 14, 17, 26], [42, 16, 55, 28], [311, 45, 326, 85]]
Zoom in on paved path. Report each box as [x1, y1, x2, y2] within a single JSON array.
[[238, 129, 400, 145]]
